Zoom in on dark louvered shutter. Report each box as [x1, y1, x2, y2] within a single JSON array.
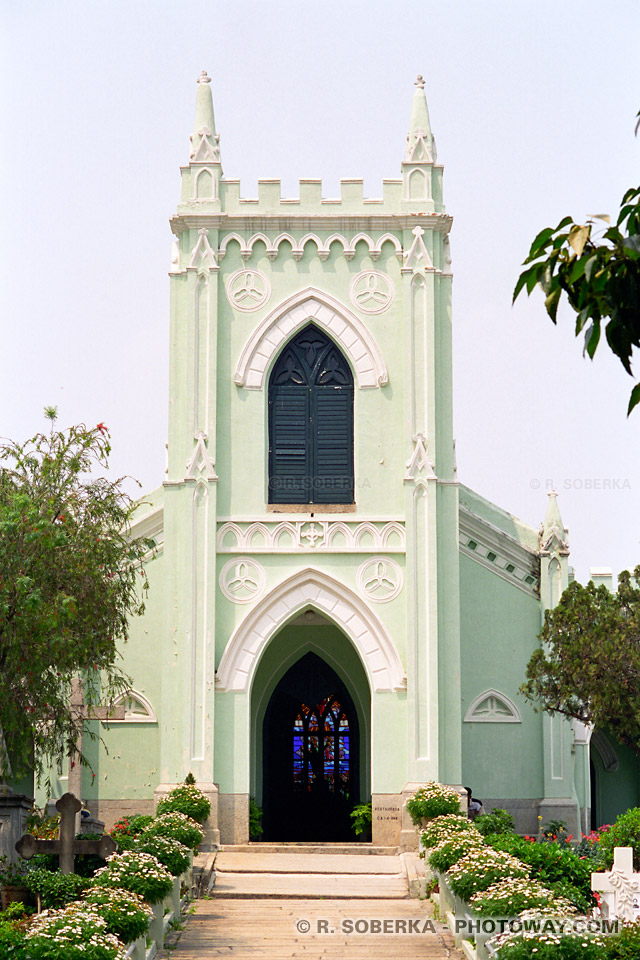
[[312, 386, 353, 503], [269, 386, 310, 503], [268, 324, 354, 505]]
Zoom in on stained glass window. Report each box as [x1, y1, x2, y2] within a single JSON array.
[[292, 694, 350, 794]]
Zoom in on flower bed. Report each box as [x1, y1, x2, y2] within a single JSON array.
[[0, 782, 201, 960], [421, 813, 479, 849], [469, 877, 571, 916], [92, 851, 174, 905], [25, 902, 127, 960], [84, 886, 153, 944], [156, 785, 211, 823], [428, 833, 485, 873], [406, 782, 461, 825], [447, 847, 529, 901], [133, 834, 191, 878], [142, 812, 204, 853]]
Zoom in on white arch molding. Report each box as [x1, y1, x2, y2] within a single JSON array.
[[216, 567, 406, 692], [233, 287, 388, 390]]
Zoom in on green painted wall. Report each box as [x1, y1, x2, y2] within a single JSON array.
[[459, 554, 544, 798]]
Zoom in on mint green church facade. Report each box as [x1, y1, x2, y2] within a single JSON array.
[[56, 74, 633, 845]]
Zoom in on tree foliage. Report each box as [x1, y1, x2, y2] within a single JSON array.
[[514, 185, 640, 413], [0, 409, 151, 780], [521, 568, 640, 750]]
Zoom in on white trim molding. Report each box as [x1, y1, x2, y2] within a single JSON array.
[[357, 556, 403, 603], [104, 689, 157, 723], [219, 557, 266, 604], [464, 688, 522, 723], [216, 567, 406, 692], [233, 287, 388, 390], [216, 518, 405, 553], [218, 231, 403, 263]]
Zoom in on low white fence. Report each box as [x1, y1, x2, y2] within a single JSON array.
[[124, 864, 193, 960]]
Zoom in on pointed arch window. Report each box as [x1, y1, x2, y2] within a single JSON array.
[[268, 324, 354, 504]]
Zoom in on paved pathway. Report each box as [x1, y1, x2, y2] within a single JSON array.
[[163, 850, 461, 959]]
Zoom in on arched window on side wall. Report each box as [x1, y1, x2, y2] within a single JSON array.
[[268, 324, 354, 505]]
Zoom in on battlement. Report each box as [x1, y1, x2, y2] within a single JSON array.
[[178, 171, 445, 218]]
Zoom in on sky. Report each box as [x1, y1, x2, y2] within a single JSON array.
[[1, 0, 639, 584]]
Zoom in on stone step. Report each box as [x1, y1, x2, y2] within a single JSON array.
[[216, 852, 402, 874], [213, 871, 410, 899], [222, 843, 398, 855]]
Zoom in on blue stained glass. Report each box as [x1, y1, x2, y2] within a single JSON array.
[[292, 694, 350, 793]]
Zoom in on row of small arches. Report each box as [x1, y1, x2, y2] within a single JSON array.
[[217, 521, 406, 551], [218, 232, 403, 262]]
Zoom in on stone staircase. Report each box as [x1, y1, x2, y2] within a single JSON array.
[[213, 844, 409, 899], [166, 844, 459, 959]]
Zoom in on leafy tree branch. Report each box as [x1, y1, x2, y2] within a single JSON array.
[[521, 566, 640, 750], [0, 408, 152, 781]]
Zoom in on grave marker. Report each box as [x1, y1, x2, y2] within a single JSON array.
[[592, 846, 640, 921], [15, 793, 117, 874]]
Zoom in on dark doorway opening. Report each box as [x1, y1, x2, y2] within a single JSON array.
[[262, 652, 359, 841]]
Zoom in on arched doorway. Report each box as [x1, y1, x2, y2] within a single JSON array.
[[249, 611, 372, 843], [262, 653, 358, 840]]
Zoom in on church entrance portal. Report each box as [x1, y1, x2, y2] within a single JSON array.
[[262, 652, 360, 841]]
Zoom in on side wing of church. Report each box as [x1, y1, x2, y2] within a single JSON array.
[[60, 73, 620, 845]]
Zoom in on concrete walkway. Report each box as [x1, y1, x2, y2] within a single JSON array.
[[163, 849, 461, 959]]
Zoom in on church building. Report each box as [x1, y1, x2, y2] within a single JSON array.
[[47, 73, 637, 846]]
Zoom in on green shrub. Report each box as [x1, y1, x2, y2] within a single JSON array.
[[156, 785, 211, 823], [606, 919, 640, 959], [0, 902, 31, 922], [575, 827, 608, 867], [143, 812, 203, 853], [474, 808, 515, 837], [598, 808, 640, 870], [421, 814, 477, 849], [547, 880, 595, 913], [540, 817, 573, 848], [428, 834, 484, 873], [133, 833, 191, 877], [84, 885, 153, 944], [250, 797, 265, 840], [110, 815, 155, 851], [24, 868, 90, 909], [349, 803, 371, 840], [92, 851, 174, 905], [446, 847, 529, 901], [485, 833, 596, 908], [492, 933, 607, 959], [25, 903, 126, 960], [0, 923, 27, 959], [405, 782, 461, 824], [469, 877, 562, 916]]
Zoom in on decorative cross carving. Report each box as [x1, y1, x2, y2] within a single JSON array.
[[16, 793, 117, 875], [592, 847, 640, 921], [300, 522, 324, 547]]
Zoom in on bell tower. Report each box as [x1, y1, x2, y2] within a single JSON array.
[[156, 72, 462, 845]]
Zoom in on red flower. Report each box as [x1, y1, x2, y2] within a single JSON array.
[[96, 422, 107, 435]]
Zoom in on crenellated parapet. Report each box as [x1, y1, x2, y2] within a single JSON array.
[[177, 173, 445, 217]]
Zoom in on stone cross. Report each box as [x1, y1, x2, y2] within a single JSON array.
[[67, 678, 124, 831], [15, 793, 117, 874], [592, 846, 640, 921]]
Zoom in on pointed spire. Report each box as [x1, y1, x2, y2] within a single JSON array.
[[405, 75, 434, 163], [190, 70, 221, 165], [540, 491, 569, 555]]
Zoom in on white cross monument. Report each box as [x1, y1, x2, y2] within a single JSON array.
[[592, 847, 640, 921]]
